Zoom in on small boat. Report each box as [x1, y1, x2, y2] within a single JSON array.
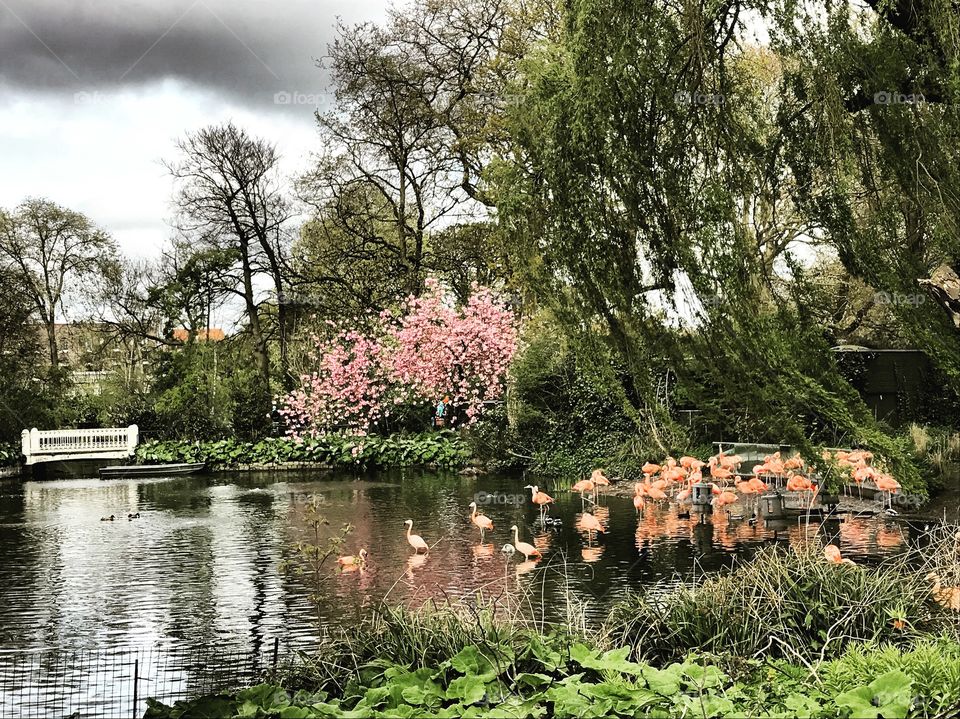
[[99, 463, 206, 479]]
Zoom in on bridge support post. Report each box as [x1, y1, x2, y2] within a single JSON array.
[[21, 428, 38, 465], [127, 425, 139, 457]]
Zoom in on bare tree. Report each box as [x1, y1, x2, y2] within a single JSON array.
[[166, 123, 293, 393], [298, 0, 536, 300], [0, 198, 117, 371]]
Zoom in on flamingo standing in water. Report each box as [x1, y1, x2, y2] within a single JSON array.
[[510, 525, 541, 560], [577, 511, 605, 543], [404, 519, 429, 554], [709, 464, 735, 484], [591, 469, 610, 497], [337, 548, 368, 569], [712, 490, 737, 512], [874, 473, 901, 509], [571, 478, 596, 503], [468, 502, 494, 542], [526, 485, 555, 520], [633, 484, 646, 514]]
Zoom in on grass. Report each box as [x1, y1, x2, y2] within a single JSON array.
[[606, 528, 960, 664], [908, 423, 960, 488]]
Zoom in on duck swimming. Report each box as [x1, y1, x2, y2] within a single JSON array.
[[127, 513, 140, 520], [100, 515, 115, 522]]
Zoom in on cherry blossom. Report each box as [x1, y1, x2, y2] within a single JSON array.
[[279, 281, 517, 437]]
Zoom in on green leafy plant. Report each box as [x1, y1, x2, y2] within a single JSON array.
[[279, 495, 352, 626], [135, 432, 471, 470]]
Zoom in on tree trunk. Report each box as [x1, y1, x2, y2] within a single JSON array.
[[44, 317, 59, 370], [238, 236, 272, 390], [919, 264, 960, 329], [276, 287, 292, 391]]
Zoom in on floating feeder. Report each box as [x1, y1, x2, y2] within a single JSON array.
[[759, 492, 786, 520], [691, 482, 714, 522]]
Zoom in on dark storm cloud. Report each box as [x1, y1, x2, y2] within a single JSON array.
[[0, 0, 368, 106]]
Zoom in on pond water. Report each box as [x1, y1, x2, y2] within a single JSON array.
[[0, 469, 931, 655]]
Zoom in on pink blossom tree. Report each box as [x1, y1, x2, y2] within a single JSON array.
[[279, 282, 517, 437], [388, 280, 518, 423], [279, 327, 393, 438]]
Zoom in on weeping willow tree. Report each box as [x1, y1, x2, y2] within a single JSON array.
[[491, 0, 952, 485], [769, 0, 960, 380]]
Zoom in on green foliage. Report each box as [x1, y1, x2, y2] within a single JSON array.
[[0, 269, 66, 442], [227, 366, 272, 440], [143, 632, 950, 718], [150, 343, 230, 440], [144, 538, 960, 718], [606, 544, 933, 662], [495, 310, 671, 477], [822, 640, 960, 718], [0, 442, 19, 467], [905, 424, 960, 493], [135, 432, 470, 470]]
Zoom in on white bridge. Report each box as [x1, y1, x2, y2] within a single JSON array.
[[21, 425, 139, 466]]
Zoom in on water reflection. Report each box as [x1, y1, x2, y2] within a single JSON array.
[[0, 470, 923, 653]]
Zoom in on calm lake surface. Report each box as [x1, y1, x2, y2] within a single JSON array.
[[0, 468, 932, 655]]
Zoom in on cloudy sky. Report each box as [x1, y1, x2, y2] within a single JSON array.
[[0, 0, 387, 258]]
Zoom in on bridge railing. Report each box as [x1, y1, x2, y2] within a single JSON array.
[[21, 426, 139, 465]]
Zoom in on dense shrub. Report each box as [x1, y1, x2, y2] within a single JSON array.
[[135, 431, 471, 470]]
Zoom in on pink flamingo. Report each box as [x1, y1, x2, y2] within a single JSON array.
[[404, 519, 429, 554], [526, 484, 555, 519], [468, 502, 494, 542], [510, 525, 541, 560]]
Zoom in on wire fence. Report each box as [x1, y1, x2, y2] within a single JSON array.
[[0, 640, 288, 719]]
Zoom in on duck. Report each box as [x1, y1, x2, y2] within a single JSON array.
[[127, 513, 141, 520], [100, 515, 115, 522]]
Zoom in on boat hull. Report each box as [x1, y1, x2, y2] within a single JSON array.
[[99, 463, 206, 479]]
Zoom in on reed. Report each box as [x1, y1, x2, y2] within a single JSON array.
[[605, 542, 943, 663]]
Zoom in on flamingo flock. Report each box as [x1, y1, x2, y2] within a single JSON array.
[[334, 448, 906, 576], [822, 449, 902, 507]]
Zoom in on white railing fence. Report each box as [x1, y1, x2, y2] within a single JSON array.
[[21, 426, 139, 465]]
